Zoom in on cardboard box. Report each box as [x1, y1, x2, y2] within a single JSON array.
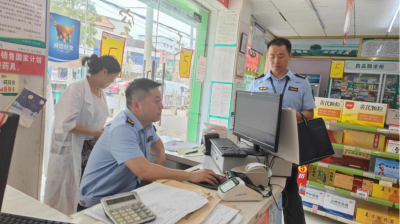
[[314, 98, 344, 122], [308, 165, 336, 186], [373, 158, 400, 180], [372, 184, 399, 203], [334, 173, 354, 191], [341, 100, 387, 128], [341, 150, 370, 171], [356, 203, 399, 224], [323, 193, 356, 220], [385, 139, 399, 154], [362, 179, 374, 196], [344, 130, 386, 151], [352, 177, 363, 192], [327, 130, 344, 144], [385, 109, 399, 126], [301, 187, 325, 210]]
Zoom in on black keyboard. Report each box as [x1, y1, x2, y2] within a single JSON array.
[[0, 213, 72, 224], [210, 138, 248, 157]]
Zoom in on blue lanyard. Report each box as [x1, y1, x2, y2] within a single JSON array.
[[269, 77, 290, 96]]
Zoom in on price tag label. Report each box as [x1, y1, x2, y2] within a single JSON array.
[[344, 145, 356, 151], [350, 192, 362, 199], [363, 173, 376, 179], [379, 180, 393, 187], [360, 149, 371, 154], [377, 128, 389, 134], [325, 186, 335, 191], [326, 213, 338, 220], [381, 177, 396, 183], [318, 162, 329, 168], [303, 206, 311, 212]]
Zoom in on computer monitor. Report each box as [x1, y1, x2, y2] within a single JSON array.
[[0, 112, 19, 211], [233, 91, 282, 153]]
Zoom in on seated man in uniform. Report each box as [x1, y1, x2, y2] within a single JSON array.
[[79, 78, 219, 210]]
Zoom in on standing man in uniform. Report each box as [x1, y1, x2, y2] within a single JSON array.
[[79, 78, 219, 211], [248, 38, 315, 224]]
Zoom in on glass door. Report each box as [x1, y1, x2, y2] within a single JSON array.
[[380, 74, 399, 109], [329, 73, 382, 102]]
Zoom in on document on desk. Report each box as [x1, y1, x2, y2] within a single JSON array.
[[85, 182, 208, 224], [201, 204, 240, 224], [164, 140, 199, 152]]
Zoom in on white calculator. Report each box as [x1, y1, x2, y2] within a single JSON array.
[[101, 191, 156, 224]]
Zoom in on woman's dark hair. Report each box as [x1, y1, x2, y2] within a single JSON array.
[[81, 54, 121, 75]]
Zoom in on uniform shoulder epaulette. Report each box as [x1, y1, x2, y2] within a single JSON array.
[[255, 74, 265, 80], [295, 73, 306, 79], [126, 117, 135, 126], [153, 125, 157, 132]]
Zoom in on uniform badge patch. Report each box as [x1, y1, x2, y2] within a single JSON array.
[[295, 74, 306, 79], [259, 87, 268, 90], [148, 136, 153, 142], [288, 86, 298, 92], [126, 117, 135, 126]]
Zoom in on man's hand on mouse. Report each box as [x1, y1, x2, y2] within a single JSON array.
[[189, 169, 220, 185]]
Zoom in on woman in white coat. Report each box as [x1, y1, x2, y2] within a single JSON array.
[[44, 54, 121, 215]]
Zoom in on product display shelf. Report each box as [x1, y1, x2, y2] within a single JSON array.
[[331, 143, 399, 160], [310, 162, 399, 184], [325, 121, 400, 140], [303, 206, 361, 224], [395, 203, 399, 209], [307, 181, 394, 207]]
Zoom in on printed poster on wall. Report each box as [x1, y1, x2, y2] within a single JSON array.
[[100, 32, 126, 78], [215, 10, 240, 47], [0, 41, 46, 76], [209, 82, 233, 130], [251, 22, 266, 55], [196, 55, 206, 83], [245, 44, 259, 70], [48, 13, 81, 68], [0, 0, 47, 48], [361, 39, 399, 58], [289, 39, 359, 57], [0, 73, 19, 96], [179, 48, 194, 78]]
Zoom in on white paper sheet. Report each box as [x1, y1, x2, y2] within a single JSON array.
[[85, 182, 209, 224], [215, 10, 240, 46], [210, 82, 232, 118], [228, 213, 244, 224], [211, 48, 236, 82], [209, 117, 228, 129], [201, 204, 240, 224], [196, 56, 207, 83], [236, 53, 246, 77], [164, 140, 199, 152]]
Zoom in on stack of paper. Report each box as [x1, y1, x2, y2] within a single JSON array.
[[201, 204, 241, 224], [164, 140, 199, 152], [84, 182, 208, 224]]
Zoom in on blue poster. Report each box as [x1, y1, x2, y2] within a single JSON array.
[[48, 13, 80, 63]]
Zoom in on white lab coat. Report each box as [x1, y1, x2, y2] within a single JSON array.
[[44, 77, 108, 215]]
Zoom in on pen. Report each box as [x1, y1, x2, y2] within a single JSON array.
[[185, 150, 198, 155]]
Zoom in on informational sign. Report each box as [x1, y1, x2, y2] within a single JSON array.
[[48, 13, 81, 67], [251, 22, 266, 55], [100, 32, 126, 78], [342, 100, 387, 128], [0, 0, 47, 48], [314, 97, 344, 122], [215, 10, 240, 47], [211, 47, 236, 82], [236, 53, 246, 77], [361, 39, 400, 58], [0, 73, 19, 96], [0, 41, 45, 76], [344, 61, 399, 75], [196, 55, 206, 83], [290, 38, 359, 57], [330, 61, 345, 79], [245, 44, 259, 70], [243, 73, 255, 91], [179, 48, 194, 78], [209, 81, 233, 130], [297, 165, 308, 195]]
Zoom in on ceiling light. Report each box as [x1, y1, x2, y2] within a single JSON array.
[[388, 4, 400, 32]]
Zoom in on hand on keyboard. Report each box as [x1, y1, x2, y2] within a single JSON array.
[[188, 169, 220, 185]]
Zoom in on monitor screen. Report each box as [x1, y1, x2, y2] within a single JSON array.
[[233, 91, 282, 153]]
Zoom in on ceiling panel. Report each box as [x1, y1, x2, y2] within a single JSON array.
[[254, 14, 292, 28], [271, 1, 311, 12], [317, 8, 345, 20], [355, 5, 398, 18], [355, 0, 399, 8], [313, 0, 345, 9], [355, 17, 392, 35], [252, 2, 279, 15], [289, 20, 326, 36], [267, 28, 299, 36], [249, 0, 272, 3], [280, 10, 318, 21], [322, 18, 355, 36]]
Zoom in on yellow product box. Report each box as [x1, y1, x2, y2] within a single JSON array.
[[356, 203, 399, 224], [372, 184, 399, 203], [308, 165, 336, 186], [344, 130, 386, 151], [341, 100, 387, 128], [314, 97, 344, 122]]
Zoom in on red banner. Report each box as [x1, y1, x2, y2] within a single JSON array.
[[297, 165, 308, 195], [0, 49, 45, 76], [217, 0, 230, 9], [343, 0, 355, 46], [245, 44, 259, 70]]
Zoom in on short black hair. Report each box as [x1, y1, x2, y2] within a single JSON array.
[[267, 38, 292, 54], [125, 78, 162, 107]]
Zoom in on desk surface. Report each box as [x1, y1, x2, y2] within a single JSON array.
[[1, 186, 71, 222], [3, 136, 286, 224]]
